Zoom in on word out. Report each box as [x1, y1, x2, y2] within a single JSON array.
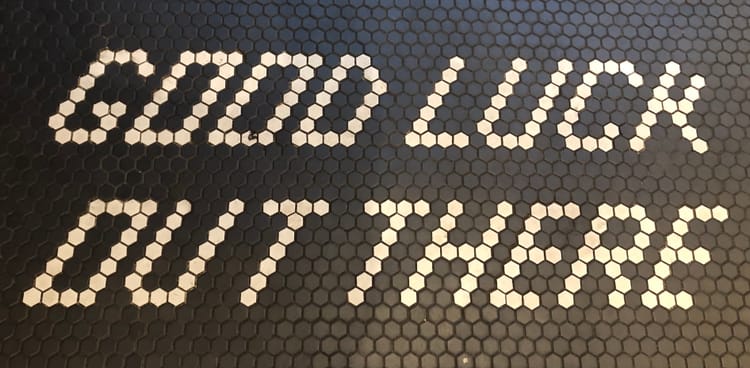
[[24, 198, 727, 310], [50, 49, 709, 152]]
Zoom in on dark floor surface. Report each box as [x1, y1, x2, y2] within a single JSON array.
[[2, 1, 750, 367]]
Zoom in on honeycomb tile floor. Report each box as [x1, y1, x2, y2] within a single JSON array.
[[1, 1, 750, 367]]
